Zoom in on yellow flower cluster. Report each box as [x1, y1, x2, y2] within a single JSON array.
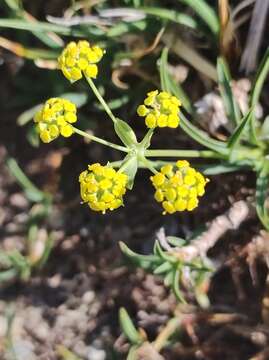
[[150, 160, 209, 214], [58, 40, 104, 83], [137, 90, 181, 129], [79, 163, 128, 213], [34, 98, 77, 143]]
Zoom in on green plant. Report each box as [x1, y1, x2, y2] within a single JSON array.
[[0, 159, 53, 282]]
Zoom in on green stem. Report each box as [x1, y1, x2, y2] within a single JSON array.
[[85, 77, 117, 124], [140, 157, 158, 174], [145, 149, 223, 158], [73, 127, 129, 153]]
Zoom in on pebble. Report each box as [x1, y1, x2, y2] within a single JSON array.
[[87, 346, 106, 360]]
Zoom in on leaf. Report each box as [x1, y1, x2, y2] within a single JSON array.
[[166, 236, 186, 247], [153, 261, 172, 275], [177, 0, 219, 35], [250, 48, 269, 144], [250, 48, 269, 110], [140, 129, 154, 150], [114, 118, 137, 147], [154, 241, 176, 263], [173, 268, 186, 303], [227, 108, 253, 149], [139, 7, 198, 29], [163, 271, 174, 287], [199, 163, 244, 175], [119, 308, 142, 345], [0, 18, 87, 37], [160, 47, 192, 112], [119, 242, 159, 269], [259, 116, 269, 140], [180, 113, 228, 154], [60, 92, 88, 108], [159, 49, 228, 153], [6, 158, 46, 203], [256, 162, 269, 230], [17, 104, 42, 126], [120, 155, 138, 190], [217, 57, 240, 126]]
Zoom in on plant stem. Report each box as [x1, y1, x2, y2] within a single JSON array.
[[145, 149, 223, 158], [85, 76, 117, 124], [139, 157, 158, 174], [153, 317, 181, 352], [73, 127, 129, 153]]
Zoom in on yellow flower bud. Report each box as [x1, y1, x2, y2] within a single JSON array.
[[150, 161, 209, 214], [34, 98, 77, 143], [137, 90, 181, 129], [79, 164, 128, 214], [58, 40, 104, 83]]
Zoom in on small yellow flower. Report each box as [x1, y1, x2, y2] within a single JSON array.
[[137, 90, 181, 129], [79, 163, 128, 214], [150, 160, 209, 214], [34, 98, 77, 143], [58, 40, 104, 83]]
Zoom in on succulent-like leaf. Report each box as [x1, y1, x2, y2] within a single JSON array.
[[173, 268, 186, 303], [119, 308, 142, 345]]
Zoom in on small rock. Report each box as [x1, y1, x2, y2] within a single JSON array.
[[87, 346, 106, 360], [9, 193, 29, 209], [82, 291, 95, 305]]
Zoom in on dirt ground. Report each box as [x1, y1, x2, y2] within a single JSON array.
[[1, 2, 269, 359]]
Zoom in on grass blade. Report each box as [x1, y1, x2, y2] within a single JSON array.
[[177, 0, 219, 35], [217, 57, 240, 126], [139, 7, 198, 29], [256, 161, 269, 230], [227, 108, 253, 149]]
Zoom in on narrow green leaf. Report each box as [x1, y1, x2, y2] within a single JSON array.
[[0, 18, 87, 37], [163, 271, 174, 287], [120, 155, 138, 190], [160, 47, 192, 112], [217, 57, 240, 126], [159, 49, 227, 152], [199, 163, 244, 175], [166, 236, 186, 247], [256, 162, 269, 230], [119, 242, 159, 269], [139, 7, 198, 29], [177, 0, 219, 35], [250, 48, 269, 109], [114, 119, 137, 147], [250, 48, 269, 144], [227, 108, 253, 149], [180, 113, 228, 154], [140, 129, 154, 150], [17, 104, 42, 126], [155, 241, 176, 263], [6, 158, 45, 202], [173, 268, 186, 303], [119, 308, 142, 345], [154, 261, 172, 275]]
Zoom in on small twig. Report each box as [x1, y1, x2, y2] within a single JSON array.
[[170, 200, 253, 261]]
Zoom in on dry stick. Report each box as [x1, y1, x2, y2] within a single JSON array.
[[170, 200, 253, 261]]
